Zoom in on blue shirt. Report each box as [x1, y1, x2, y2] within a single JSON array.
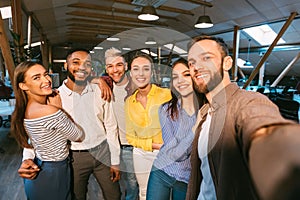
[[153, 101, 196, 183]]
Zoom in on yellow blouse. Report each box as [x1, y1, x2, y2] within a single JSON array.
[[125, 84, 171, 151]]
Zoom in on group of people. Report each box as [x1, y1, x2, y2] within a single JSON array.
[[12, 35, 300, 200]]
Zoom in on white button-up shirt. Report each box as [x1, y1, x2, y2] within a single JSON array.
[[59, 81, 120, 165]]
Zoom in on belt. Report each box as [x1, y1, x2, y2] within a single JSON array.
[[71, 149, 89, 152], [71, 141, 106, 153], [121, 144, 133, 149]]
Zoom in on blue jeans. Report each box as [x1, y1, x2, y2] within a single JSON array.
[[120, 146, 139, 200], [24, 157, 71, 200], [147, 167, 187, 200]]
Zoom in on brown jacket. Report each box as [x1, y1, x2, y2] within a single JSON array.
[[186, 83, 293, 200]]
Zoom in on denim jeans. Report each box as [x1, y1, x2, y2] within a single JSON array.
[[147, 167, 188, 200], [120, 146, 139, 200], [24, 157, 71, 200]]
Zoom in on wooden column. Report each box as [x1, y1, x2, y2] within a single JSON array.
[[243, 12, 298, 89], [40, 34, 49, 68], [12, 0, 24, 63], [0, 53, 4, 80], [0, 14, 15, 82]]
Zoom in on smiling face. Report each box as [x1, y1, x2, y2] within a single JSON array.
[[188, 39, 224, 94], [130, 57, 152, 89], [20, 64, 53, 97], [105, 56, 127, 83], [172, 62, 193, 97], [66, 50, 92, 85]]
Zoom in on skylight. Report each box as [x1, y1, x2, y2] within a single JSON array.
[[243, 24, 286, 46], [141, 49, 157, 57], [163, 44, 187, 54], [0, 6, 12, 19]]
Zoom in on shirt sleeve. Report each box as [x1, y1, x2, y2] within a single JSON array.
[[236, 93, 292, 154], [103, 101, 120, 165], [22, 147, 35, 161], [45, 110, 84, 142]]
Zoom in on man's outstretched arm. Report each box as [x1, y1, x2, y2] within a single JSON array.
[[250, 124, 300, 200]]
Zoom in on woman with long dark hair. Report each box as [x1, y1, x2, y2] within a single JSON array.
[[147, 58, 205, 200], [11, 61, 84, 200]]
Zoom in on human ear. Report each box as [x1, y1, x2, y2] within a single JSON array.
[[223, 56, 233, 71], [64, 62, 68, 71], [19, 82, 29, 91], [125, 62, 128, 71]]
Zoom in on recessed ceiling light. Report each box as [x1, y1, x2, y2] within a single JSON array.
[[94, 46, 103, 50], [106, 37, 120, 41]]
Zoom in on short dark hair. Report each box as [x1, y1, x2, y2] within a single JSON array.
[[66, 48, 90, 61], [188, 35, 229, 58]]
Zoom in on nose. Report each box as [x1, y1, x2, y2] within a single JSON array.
[[113, 65, 118, 72], [79, 63, 86, 70], [43, 75, 51, 82], [138, 69, 143, 76], [194, 64, 203, 70], [178, 75, 184, 83]]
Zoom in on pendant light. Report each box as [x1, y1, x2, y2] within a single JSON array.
[[145, 37, 156, 45], [194, 4, 213, 28], [244, 39, 252, 66], [138, 5, 159, 21]]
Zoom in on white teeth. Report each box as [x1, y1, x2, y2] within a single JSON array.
[[76, 72, 85, 77], [178, 85, 188, 89], [197, 74, 207, 78]]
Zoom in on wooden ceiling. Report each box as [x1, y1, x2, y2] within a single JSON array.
[[2, 0, 300, 77]]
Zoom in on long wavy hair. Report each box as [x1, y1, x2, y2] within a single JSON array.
[[11, 61, 39, 148], [166, 58, 206, 120]]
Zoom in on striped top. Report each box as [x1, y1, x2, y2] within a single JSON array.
[[24, 110, 84, 161], [153, 101, 196, 183]]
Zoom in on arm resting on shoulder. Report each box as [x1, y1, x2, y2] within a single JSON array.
[[91, 76, 113, 102]]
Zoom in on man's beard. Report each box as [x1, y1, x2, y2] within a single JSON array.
[[193, 62, 224, 94], [67, 70, 88, 86]]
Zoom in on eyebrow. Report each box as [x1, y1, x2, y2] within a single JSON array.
[[132, 64, 150, 68], [31, 74, 41, 78]]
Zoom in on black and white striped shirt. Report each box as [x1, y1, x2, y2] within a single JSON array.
[[24, 110, 84, 161]]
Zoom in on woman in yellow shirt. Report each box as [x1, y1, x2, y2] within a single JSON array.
[[125, 53, 171, 200]]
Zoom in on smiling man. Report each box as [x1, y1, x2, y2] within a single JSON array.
[[186, 35, 300, 200], [104, 47, 139, 200], [19, 48, 121, 200]]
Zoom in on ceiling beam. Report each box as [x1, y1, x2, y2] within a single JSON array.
[[68, 23, 127, 31], [180, 0, 213, 7], [68, 3, 176, 20], [67, 18, 152, 28], [66, 10, 167, 26], [114, 0, 194, 15]]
